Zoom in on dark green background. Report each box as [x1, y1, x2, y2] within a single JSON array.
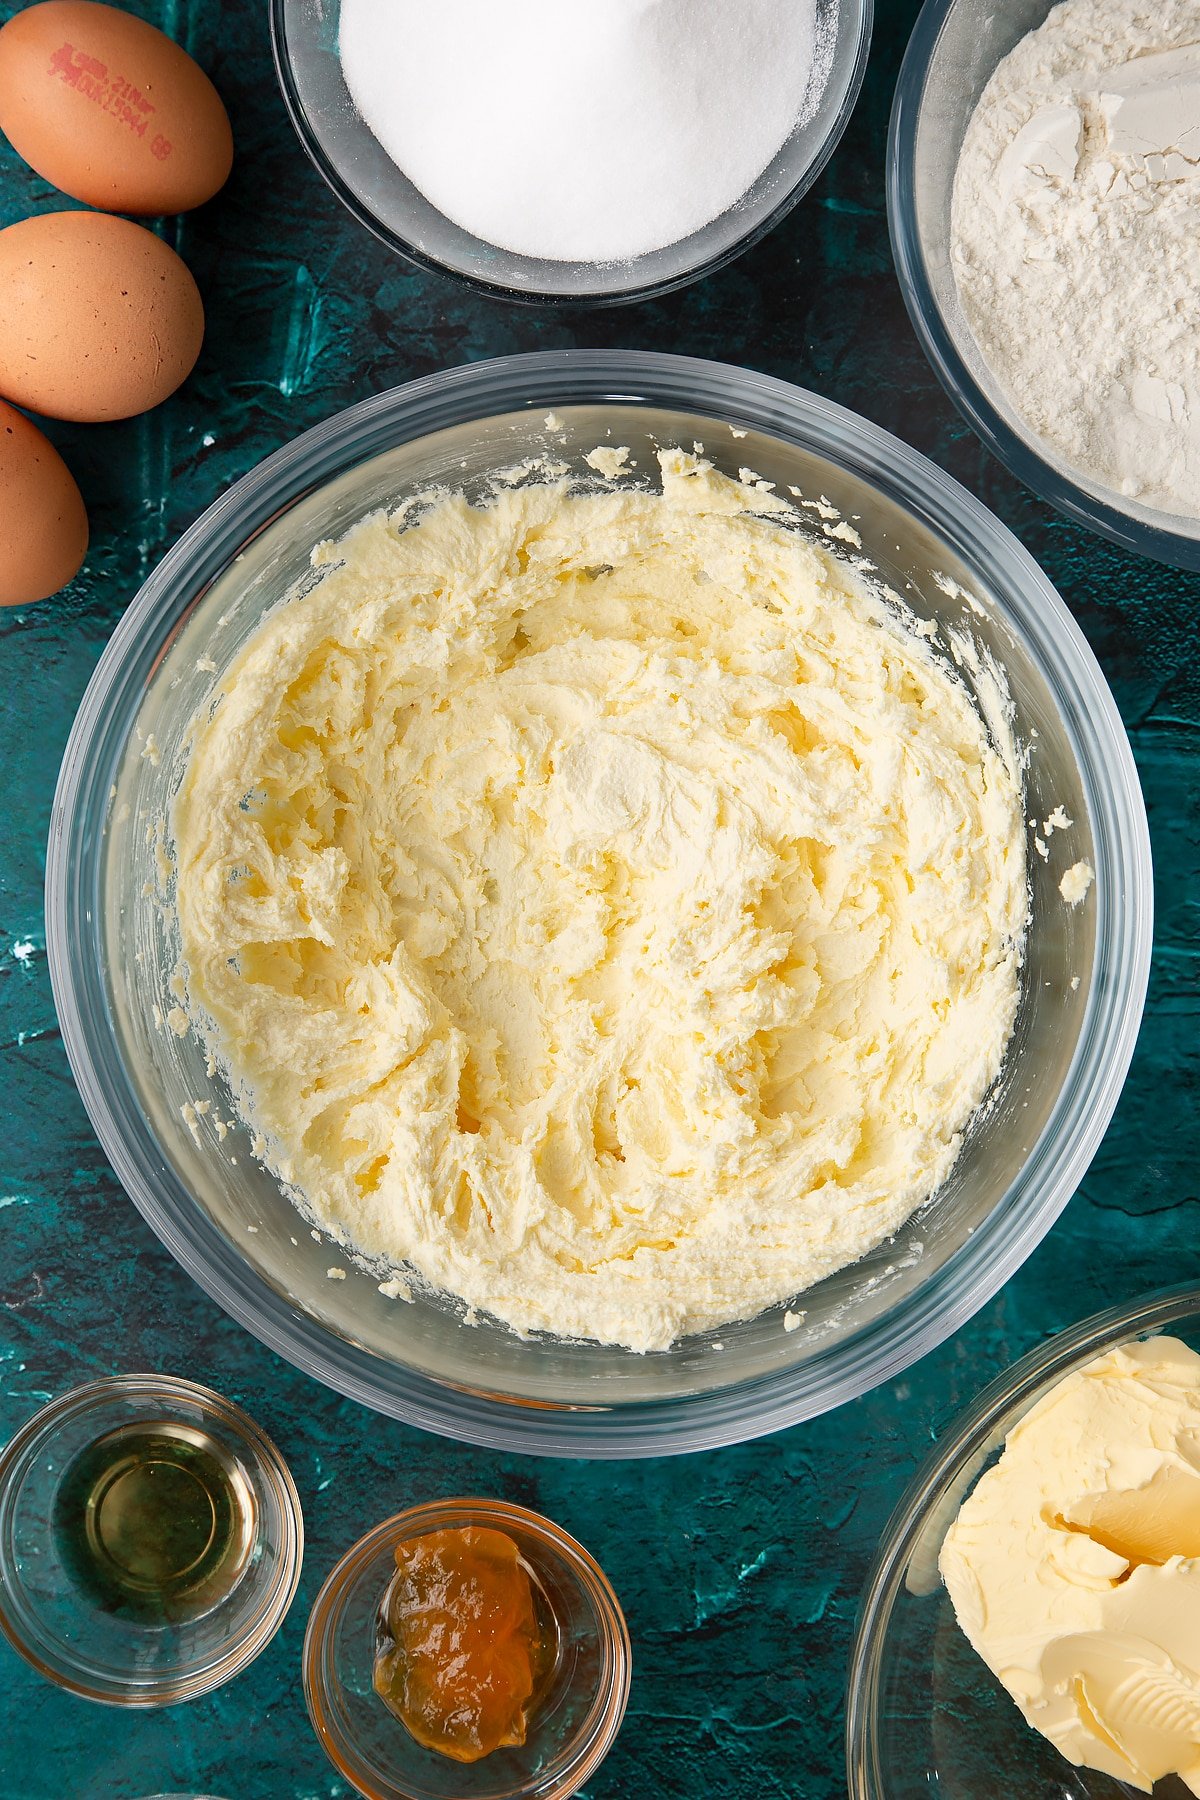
[[0, 2, 1195, 1796]]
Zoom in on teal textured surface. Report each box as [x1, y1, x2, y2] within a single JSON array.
[[0, 1, 1195, 1796]]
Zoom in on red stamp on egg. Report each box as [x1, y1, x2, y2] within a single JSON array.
[[47, 41, 169, 153]]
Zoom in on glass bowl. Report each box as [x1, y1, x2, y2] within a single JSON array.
[[888, 0, 1200, 569], [269, 0, 872, 305], [847, 1283, 1200, 1799], [46, 350, 1152, 1457], [0, 1375, 303, 1705], [303, 1498, 630, 1800]]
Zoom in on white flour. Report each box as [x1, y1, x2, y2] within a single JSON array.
[[951, 0, 1200, 518], [339, 0, 823, 263]]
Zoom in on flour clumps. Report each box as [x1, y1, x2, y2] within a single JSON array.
[[951, 0, 1200, 518]]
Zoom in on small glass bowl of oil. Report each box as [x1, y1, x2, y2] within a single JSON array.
[[0, 1375, 303, 1704], [304, 1498, 630, 1800]]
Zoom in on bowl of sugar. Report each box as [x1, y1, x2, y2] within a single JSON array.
[[270, 0, 872, 305]]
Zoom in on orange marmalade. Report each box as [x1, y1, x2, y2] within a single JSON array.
[[374, 1525, 553, 1762]]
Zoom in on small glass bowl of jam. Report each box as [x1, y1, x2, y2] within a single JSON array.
[[0, 1374, 303, 1704], [304, 1498, 631, 1800]]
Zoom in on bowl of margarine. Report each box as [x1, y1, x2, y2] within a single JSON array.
[[848, 1283, 1200, 1800], [46, 351, 1151, 1457]]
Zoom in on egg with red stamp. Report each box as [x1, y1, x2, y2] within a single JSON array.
[[0, 210, 204, 422], [0, 400, 88, 606], [0, 0, 232, 215]]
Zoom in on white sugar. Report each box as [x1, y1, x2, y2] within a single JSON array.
[[339, 0, 824, 263]]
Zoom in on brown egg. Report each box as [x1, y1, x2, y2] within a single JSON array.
[[0, 400, 88, 605], [0, 1, 232, 214], [0, 210, 204, 421]]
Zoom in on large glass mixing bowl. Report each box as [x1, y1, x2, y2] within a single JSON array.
[[46, 352, 1152, 1457]]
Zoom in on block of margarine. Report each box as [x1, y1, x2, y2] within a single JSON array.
[[941, 1335, 1200, 1795]]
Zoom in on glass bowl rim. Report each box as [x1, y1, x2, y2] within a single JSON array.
[[886, 0, 1200, 571], [844, 1280, 1200, 1798], [302, 1496, 632, 1800], [45, 348, 1153, 1457], [267, 0, 874, 308], [0, 1372, 304, 1705]]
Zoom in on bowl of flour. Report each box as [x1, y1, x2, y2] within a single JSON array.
[[270, 0, 872, 304], [889, 0, 1200, 567]]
